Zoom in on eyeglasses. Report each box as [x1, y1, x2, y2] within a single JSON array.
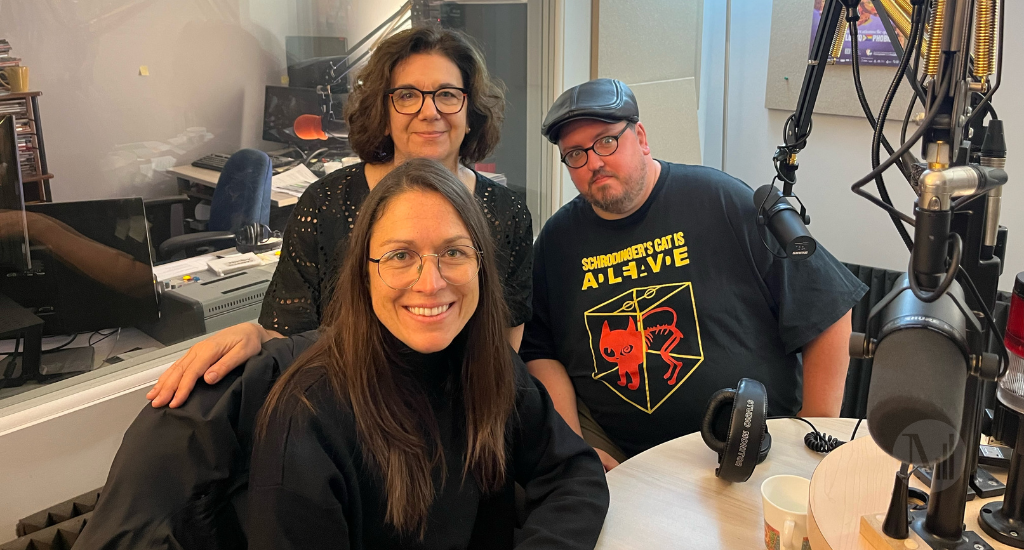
[[369, 245, 482, 290], [385, 86, 469, 115], [559, 123, 633, 169]]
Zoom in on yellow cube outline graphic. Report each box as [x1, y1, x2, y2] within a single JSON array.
[[584, 282, 704, 414]]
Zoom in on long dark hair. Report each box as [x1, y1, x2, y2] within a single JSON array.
[[344, 25, 505, 165], [257, 158, 514, 537]]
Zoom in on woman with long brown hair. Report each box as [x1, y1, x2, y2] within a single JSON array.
[[148, 25, 533, 408], [246, 158, 607, 549]]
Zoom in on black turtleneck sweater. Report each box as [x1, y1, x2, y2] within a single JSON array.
[[246, 337, 609, 550]]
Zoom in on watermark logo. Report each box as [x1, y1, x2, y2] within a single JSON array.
[[893, 420, 966, 492]]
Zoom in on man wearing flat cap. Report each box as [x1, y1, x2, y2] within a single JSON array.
[[519, 78, 867, 470]]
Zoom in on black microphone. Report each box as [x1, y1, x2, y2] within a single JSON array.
[[861, 274, 971, 465], [753, 185, 816, 260], [293, 114, 348, 141]]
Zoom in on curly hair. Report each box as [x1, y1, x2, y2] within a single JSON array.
[[343, 25, 505, 165]]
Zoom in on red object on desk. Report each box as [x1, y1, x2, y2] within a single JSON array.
[[293, 114, 327, 140]]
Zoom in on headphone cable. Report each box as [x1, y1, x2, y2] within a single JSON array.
[[769, 416, 863, 454]]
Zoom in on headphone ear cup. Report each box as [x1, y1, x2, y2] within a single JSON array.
[[703, 378, 769, 483], [701, 389, 736, 455]]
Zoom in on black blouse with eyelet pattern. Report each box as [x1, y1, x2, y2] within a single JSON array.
[[258, 162, 533, 335]]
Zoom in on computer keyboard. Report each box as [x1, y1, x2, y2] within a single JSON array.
[[192, 153, 298, 173]]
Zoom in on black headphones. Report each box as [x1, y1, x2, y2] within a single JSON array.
[[700, 378, 772, 482], [234, 223, 281, 254]]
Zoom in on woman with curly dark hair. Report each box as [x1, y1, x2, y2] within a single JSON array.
[[148, 26, 534, 408]]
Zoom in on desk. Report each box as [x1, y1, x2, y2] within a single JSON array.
[[595, 418, 859, 549], [595, 418, 1014, 549], [168, 164, 299, 207]]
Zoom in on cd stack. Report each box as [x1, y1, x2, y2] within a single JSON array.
[[0, 97, 35, 179], [0, 39, 19, 70]]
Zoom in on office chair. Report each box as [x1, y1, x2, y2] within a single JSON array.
[[157, 149, 272, 261]]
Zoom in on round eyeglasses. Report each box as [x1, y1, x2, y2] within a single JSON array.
[[386, 87, 469, 115], [369, 245, 482, 290], [559, 123, 633, 169]]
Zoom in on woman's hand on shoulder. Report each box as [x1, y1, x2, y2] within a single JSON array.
[[147, 322, 283, 408]]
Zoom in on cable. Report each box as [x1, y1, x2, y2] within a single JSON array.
[[851, 418, 864, 441], [868, 1, 926, 251], [43, 334, 78, 353], [900, 93, 917, 147], [957, 268, 1011, 377], [850, 70, 952, 223], [101, 328, 122, 365], [88, 329, 118, 347], [769, 416, 847, 454], [303, 147, 329, 165], [804, 428, 847, 453], [849, 17, 916, 251], [849, 21, 910, 178]]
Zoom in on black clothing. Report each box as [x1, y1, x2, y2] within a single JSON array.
[[258, 163, 533, 334], [247, 346, 609, 550], [520, 161, 867, 457], [75, 333, 320, 549]]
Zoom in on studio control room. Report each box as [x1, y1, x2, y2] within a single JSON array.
[[1, 0, 1024, 548]]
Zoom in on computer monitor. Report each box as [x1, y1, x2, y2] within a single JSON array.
[[0, 198, 160, 335], [0, 114, 30, 272], [286, 36, 348, 90], [262, 85, 347, 150]]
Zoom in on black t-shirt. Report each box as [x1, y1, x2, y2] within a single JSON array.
[[519, 161, 867, 457], [258, 163, 534, 335], [247, 345, 609, 550]]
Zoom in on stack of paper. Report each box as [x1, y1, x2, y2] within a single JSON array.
[[271, 164, 319, 197]]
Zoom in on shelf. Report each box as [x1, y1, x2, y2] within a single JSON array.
[[1, 91, 52, 203], [0, 91, 42, 100]]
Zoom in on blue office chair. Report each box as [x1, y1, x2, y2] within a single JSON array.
[[158, 149, 272, 261]]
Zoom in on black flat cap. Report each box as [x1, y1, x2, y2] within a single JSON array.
[[541, 78, 640, 144]]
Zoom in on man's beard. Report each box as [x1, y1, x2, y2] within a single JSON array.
[[583, 159, 648, 215]]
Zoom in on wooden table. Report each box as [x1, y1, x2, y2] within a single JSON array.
[[596, 418, 1013, 549], [595, 418, 861, 548], [168, 164, 298, 207], [808, 431, 1013, 549]]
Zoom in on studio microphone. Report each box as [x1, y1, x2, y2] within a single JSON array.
[[753, 185, 816, 260], [861, 274, 971, 465], [293, 114, 348, 141]]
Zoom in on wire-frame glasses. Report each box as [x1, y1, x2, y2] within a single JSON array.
[[369, 245, 481, 290]]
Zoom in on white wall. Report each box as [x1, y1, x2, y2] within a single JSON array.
[[698, 0, 727, 171], [596, 0, 703, 166], [556, 0, 593, 206], [723, 0, 1024, 292]]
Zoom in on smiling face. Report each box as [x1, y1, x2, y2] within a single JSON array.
[[387, 52, 469, 170], [368, 188, 479, 353]]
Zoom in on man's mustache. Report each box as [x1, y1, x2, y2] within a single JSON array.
[[588, 170, 616, 187]]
